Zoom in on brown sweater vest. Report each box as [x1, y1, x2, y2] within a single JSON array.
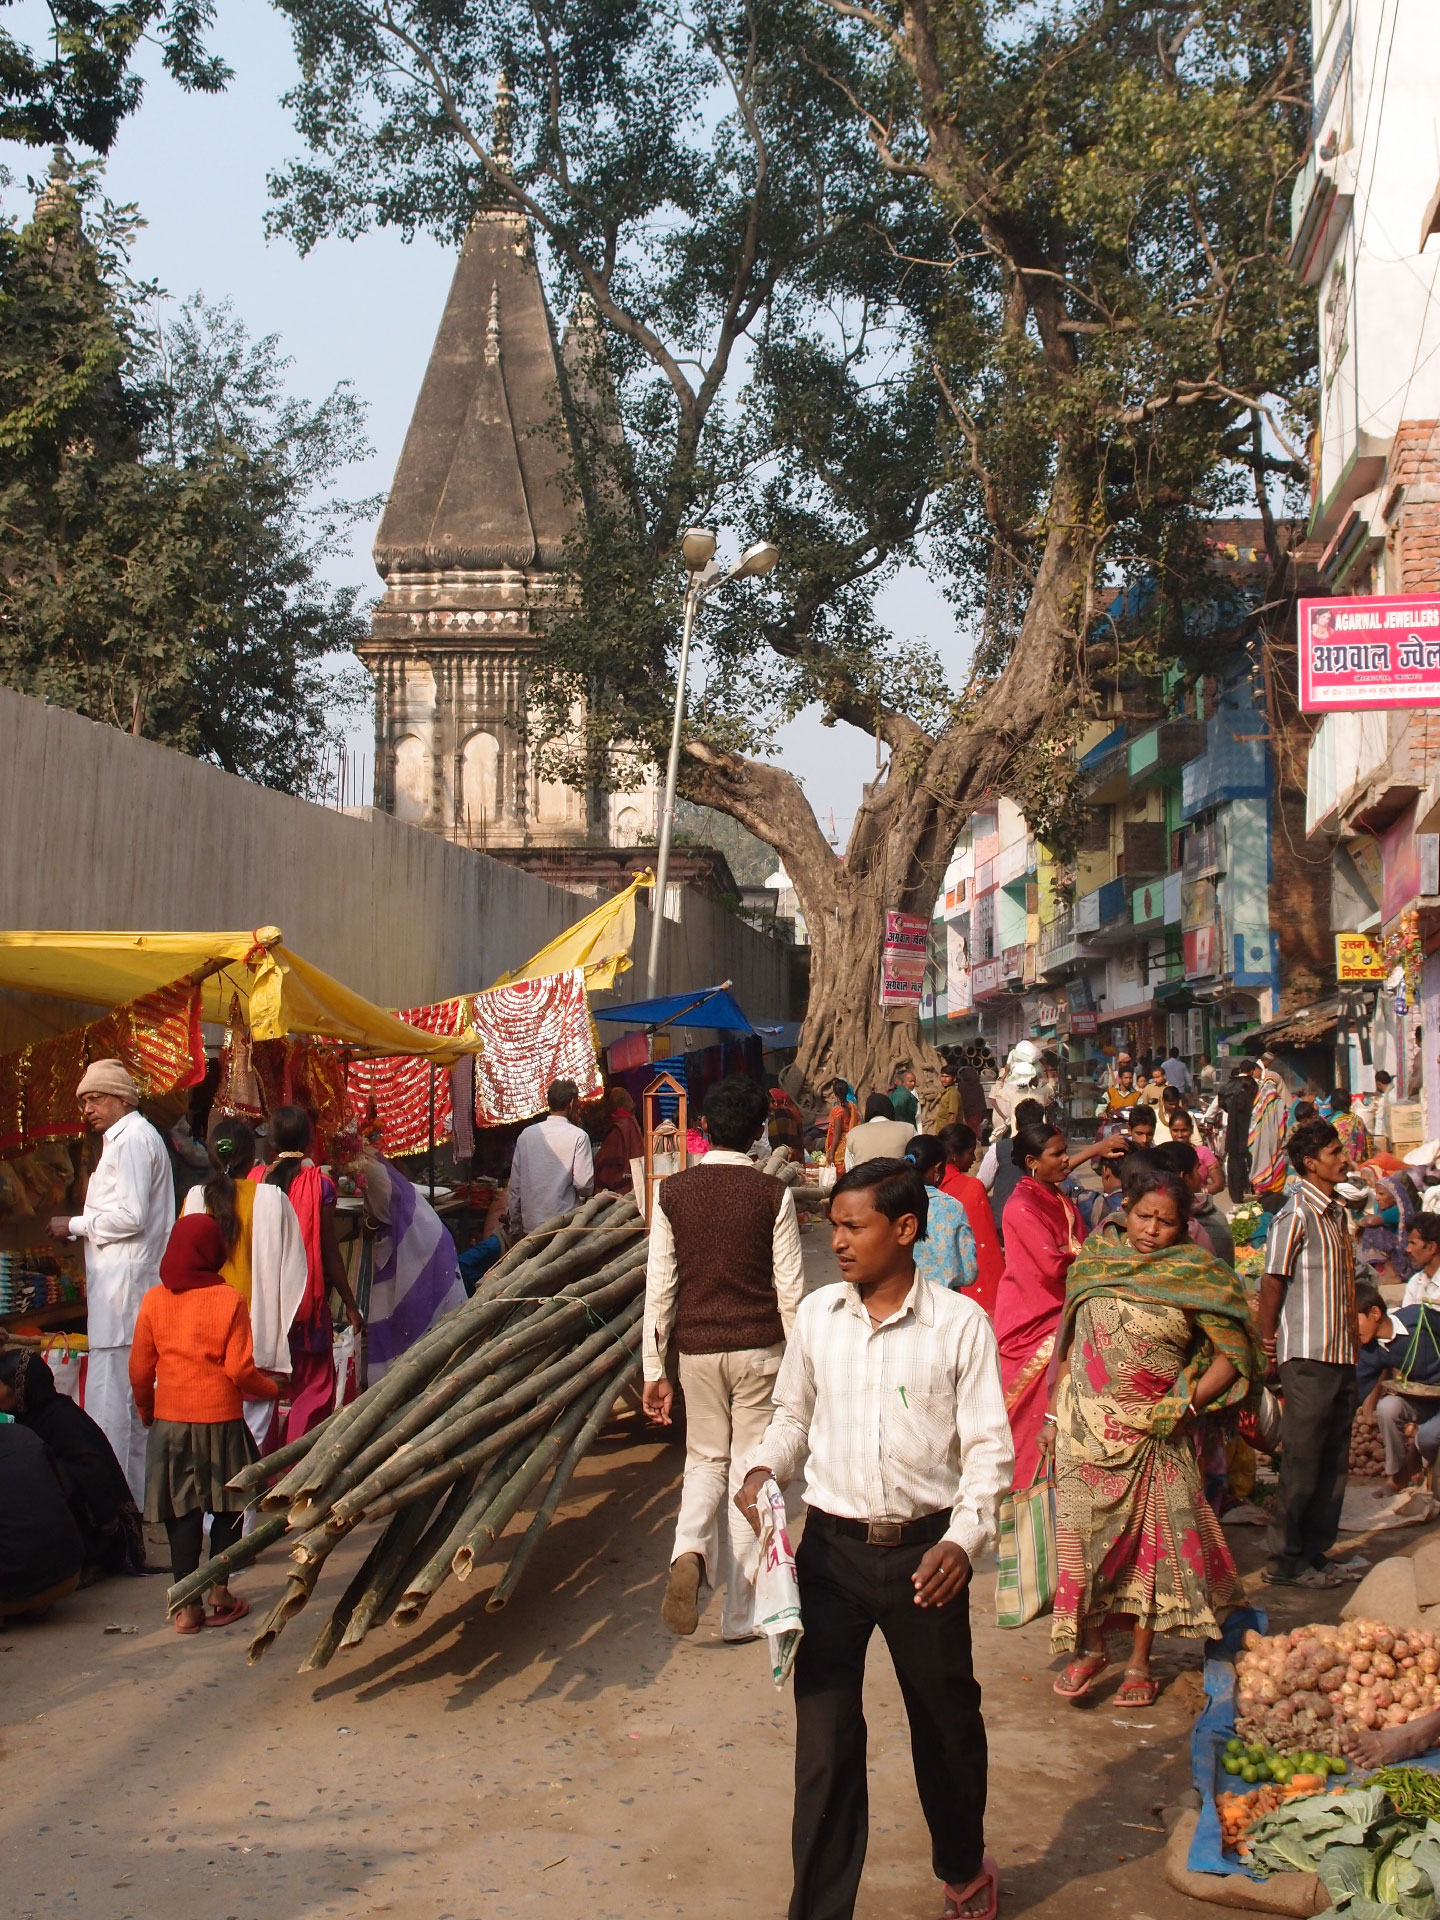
[[659, 1162, 786, 1355]]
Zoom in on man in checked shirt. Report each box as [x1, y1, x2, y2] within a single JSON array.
[[736, 1157, 1012, 1920], [1258, 1117, 1360, 1590]]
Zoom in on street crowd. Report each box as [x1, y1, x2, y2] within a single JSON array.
[[640, 1041, 1440, 1920]]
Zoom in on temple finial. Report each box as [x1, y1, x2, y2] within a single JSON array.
[[493, 72, 514, 171], [486, 284, 501, 365]]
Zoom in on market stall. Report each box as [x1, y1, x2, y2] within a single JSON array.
[[0, 930, 477, 1356]]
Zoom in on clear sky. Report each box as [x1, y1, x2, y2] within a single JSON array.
[[1, 5, 968, 853]]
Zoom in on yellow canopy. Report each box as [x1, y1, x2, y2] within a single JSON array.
[[491, 872, 654, 992], [0, 930, 479, 1064]]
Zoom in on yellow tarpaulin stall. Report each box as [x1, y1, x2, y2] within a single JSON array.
[[0, 930, 478, 1064], [491, 872, 654, 992]]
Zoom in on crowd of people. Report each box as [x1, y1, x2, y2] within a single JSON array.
[[2, 1057, 464, 1630], [634, 1033, 1430, 1920]]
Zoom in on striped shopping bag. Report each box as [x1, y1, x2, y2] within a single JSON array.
[[994, 1461, 1056, 1628]]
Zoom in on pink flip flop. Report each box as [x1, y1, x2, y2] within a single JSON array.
[[205, 1596, 250, 1629], [941, 1856, 999, 1920]]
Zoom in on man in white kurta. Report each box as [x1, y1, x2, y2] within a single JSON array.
[[49, 1060, 174, 1504]]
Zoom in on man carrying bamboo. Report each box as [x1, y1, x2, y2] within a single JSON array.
[[642, 1074, 804, 1641]]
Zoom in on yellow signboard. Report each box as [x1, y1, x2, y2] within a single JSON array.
[[1336, 933, 1386, 982]]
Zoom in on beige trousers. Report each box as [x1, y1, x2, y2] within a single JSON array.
[[673, 1344, 784, 1639]]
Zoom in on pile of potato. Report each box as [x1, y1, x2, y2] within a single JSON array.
[[1350, 1410, 1385, 1477], [1236, 1622, 1440, 1757]]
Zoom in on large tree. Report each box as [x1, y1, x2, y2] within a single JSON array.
[[269, 0, 1312, 1089], [0, 0, 228, 152], [0, 168, 372, 791]]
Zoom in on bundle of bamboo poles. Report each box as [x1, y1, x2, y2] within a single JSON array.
[[164, 1190, 646, 1672]]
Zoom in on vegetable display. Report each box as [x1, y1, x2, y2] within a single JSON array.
[[1242, 1777, 1440, 1917], [1237, 1623, 1440, 1758], [1351, 1411, 1386, 1478]]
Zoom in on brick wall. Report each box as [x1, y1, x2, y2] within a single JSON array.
[[1387, 420, 1440, 590]]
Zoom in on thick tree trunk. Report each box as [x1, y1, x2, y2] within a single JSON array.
[[683, 464, 1096, 1100]]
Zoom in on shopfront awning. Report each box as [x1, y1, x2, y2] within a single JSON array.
[[0, 930, 478, 1063], [1244, 995, 1343, 1049], [594, 983, 757, 1035]]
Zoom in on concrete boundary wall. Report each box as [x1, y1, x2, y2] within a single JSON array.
[[0, 687, 791, 1039]]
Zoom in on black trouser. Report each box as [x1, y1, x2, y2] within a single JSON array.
[[166, 1510, 244, 1585], [1226, 1149, 1251, 1203], [1267, 1359, 1357, 1577], [789, 1517, 986, 1920]]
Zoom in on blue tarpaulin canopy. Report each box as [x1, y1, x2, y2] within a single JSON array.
[[594, 983, 758, 1035]]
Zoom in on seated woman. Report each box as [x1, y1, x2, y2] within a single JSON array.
[[0, 1344, 143, 1578], [0, 1421, 85, 1622], [1046, 1163, 1260, 1710]]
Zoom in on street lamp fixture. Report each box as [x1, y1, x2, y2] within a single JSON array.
[[645, 530, 781, 994]]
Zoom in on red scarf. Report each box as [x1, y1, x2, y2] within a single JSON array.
[[272, 1162, 327, 1324], [160, 1213, 229, 1292]]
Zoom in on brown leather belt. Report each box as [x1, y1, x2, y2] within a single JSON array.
[[807, 1507, 950, 1549]]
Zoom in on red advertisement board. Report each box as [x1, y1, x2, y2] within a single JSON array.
[[880, 911, 929, 1007], [1298, 594, 1440, 712]]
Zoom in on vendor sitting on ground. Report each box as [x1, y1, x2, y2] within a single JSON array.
[[1355, 1272, 1440, 1490], [0, 1341, 144, 1578], [0, 1421, 86, 1622]]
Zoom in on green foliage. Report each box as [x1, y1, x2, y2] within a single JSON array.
[[0, 170, 372, 792], [0, 0, 229, 153], [265, 0, 1313, 860]]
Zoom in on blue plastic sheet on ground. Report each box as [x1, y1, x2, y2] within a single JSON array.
[[1188, 1605, 1268, 1879]]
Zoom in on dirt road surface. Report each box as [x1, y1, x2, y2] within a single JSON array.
[[2, 1231, 1247, 1920]]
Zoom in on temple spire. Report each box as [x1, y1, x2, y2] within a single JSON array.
[[493, 72, 514, 172], [485, 284, 501, 365]]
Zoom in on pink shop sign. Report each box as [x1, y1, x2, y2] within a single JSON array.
[[1299, 594, 1440, 711]]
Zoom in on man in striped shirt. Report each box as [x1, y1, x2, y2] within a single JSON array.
[[736, 1157, 1012, 1920], [1258, 1118, 1358, 1590]]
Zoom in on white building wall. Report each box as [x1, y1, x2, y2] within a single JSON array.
[[1310, 0, 1440, 521]]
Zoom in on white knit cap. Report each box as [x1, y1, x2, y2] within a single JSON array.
[[76, 1058, 140, 1103]]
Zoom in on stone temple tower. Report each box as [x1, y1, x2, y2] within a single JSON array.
[[361, 179, 654, 850]]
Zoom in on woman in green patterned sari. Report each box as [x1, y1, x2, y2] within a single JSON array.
[[1043, 1163, 1262, 1709]]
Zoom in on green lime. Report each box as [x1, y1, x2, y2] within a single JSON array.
[[1241, 1764, 1259, 1783], [1247, 1744, 1266, 1763], [1222, 1756, 1243, 1775], [1331, 1758, 1347, 1776], [1226, 1737, 1244, 1756]]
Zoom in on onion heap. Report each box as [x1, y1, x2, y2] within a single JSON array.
[[1236, 1621, 1440, 1757], [1349, 1410, 1385, 1477]]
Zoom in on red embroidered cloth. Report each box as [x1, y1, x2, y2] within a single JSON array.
[[345, 999, 467, 1156], [0, 980, 205, 1154]]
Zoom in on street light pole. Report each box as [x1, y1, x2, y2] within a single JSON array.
[[645, 570, 703, 995], [644, 530, 779, 996]]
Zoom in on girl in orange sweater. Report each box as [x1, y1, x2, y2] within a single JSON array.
[[129, 1213, 279, 1634]]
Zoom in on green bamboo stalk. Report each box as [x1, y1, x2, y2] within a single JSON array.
[[358, 1325, 643, 1527], [165, 1513, 289, 1616], [453, 1359, 633, 1582], [297, 1526, 392, 1673], [273, 1207, 640, 1505], [290, 1250, 644, 1524], [337, 1491, 444, 1649], [226, 1414, 336, 1496], [486, 1358, 640, 1612], [325, 1298, 643, 1529], [391, 1438, 536, 1629]]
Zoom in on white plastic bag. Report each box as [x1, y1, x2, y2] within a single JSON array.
[[754, 1476, 803, 1686], [333, 1326, 363, 1407], [41, 1334, 87, 1405]]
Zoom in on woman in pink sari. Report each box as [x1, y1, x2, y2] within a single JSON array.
[[993, 1120, 1086, 1487]]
